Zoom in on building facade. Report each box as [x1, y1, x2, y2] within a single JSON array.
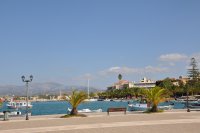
[[107, 77, 156, 90], [133, 77, 156, 88], [107, 80, 134, 90]]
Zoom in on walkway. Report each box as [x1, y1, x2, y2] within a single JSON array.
[[0, 111, 200, 133]]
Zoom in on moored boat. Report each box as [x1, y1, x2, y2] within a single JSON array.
[[84, 98, 98, 102], [176, 96, 198, 103], [6, 101, 33, 109], [187, 103, 200, 108], [9, 111, 22, 116], [128, 103, 149, 111], [67, 108, 102, 113], [128, 103, 173, 111]]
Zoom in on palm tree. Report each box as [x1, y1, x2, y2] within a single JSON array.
[[67, 90, 87, 115], [142, 87, 166, 112]]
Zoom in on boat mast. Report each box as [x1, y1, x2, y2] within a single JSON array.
[[87, 79, 90, 99], [60, 89, 62, 97]]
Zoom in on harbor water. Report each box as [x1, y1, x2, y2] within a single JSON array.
[[0, 100, 186, 116]]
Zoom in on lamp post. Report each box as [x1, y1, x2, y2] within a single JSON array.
[[186, 87, 190, 112], [21, 75, 33, 120]]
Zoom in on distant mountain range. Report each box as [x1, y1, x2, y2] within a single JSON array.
[[0, 82, 102, 96]]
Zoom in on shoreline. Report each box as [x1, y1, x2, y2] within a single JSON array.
[[1, 108, 198, 121]]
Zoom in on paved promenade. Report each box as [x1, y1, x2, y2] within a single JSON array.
[[0, 110, 200, 133]]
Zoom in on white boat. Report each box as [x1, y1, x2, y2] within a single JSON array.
[[104, 99, 111, 101], [158, 105, 173, 110], [128, 103, 173, 111], [92, 109, 103, 112], [0, 111, 23, 118], [113, 99, 122, 102], [176, 96, 198, 103], [67, 108, 102, 113], [78, 108, 92, 113], [84, 99, 98, 102], [7, 101, 33, 109], [9, 111, 22, 116], [128, 103, 149, 111]]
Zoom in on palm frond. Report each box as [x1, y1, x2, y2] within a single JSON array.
[[67, 90, 87, 108], [143, 87, 166, 112]]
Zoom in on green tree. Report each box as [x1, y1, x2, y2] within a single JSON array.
[[123, 87, 133, 99], [67, 90, 87, 115], [97, 92, 107, 99], [118, 74, 122, 81], [170, 85, 180, 98], [158, 78, 179, 97], [131, 87, 142, 98], [159, 78, 173, 89], [142, 87, 166, 112], [177, 80, 185, 96], [89, 92, 96, 98], [188, 57, 199, 81], [187, 57, 200, 94]]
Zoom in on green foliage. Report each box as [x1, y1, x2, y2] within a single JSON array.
[[66, 90, 87, 115], [186, 57, 200, 95], [131, 87, 142, 98], [107, 88, 133, 99], [98, 87, 144, 99], [160, 78, 173, 89], [118, 74, 122, 80], [0, 98, 3, 108], [142, 87, 167, 112], [89, 92, 96, 98], [97, 92, 107, 99], [188, 57, 199, 81], [157, 78, 185, 97]]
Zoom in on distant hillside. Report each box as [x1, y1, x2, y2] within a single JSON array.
[[0, 82, 101, 96]]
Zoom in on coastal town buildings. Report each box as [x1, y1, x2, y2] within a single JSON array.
[[107, 77, 156, 90], [133, 77, 156, 88], [155, 76, 190, 87], [171, 76, 191, 86], [107, 80, 134, 90], [107, 75, 192, 90], [178, 76, 190, 85]]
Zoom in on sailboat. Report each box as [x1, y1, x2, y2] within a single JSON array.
[[84, 79, 97, 102]]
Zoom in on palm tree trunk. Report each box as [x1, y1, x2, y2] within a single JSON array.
[[151, 104, 158, 112], [70, 108, 78, 115]]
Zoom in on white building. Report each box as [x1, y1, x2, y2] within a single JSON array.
[[133, 77, 156, 88]]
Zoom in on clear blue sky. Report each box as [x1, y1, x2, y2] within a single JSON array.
[[0, 0, 200, 89]]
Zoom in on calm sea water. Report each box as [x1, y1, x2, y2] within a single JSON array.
[[0, 101, 185, 116]]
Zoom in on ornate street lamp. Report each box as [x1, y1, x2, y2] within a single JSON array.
[[186, 89, 190, 112], [21, 75, 33, 120]]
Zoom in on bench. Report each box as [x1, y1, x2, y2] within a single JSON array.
[[107, 107, 126, 115]]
